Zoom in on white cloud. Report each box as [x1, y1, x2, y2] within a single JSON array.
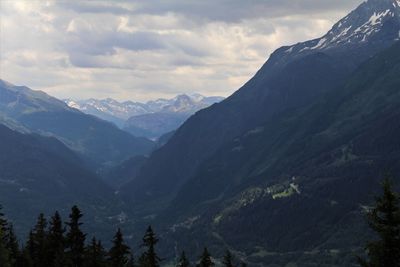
[[0, 0, 363, 101]]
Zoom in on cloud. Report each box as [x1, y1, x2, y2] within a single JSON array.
[[0, 0, 364, 102], [132, 0, 362, 22]]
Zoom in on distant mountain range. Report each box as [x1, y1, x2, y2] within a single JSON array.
[[65, 94, 224, 139], [0, 80, 154, 168]]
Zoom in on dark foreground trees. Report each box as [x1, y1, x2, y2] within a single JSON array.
[[198, 247, 214, 267], [109, 228, 131, 267], [139, 226, 161, 267], [177, 251, 190, 267], [0, 205, 247, 267], [0, 206, 139, 267], [358, 178, 400, 267]]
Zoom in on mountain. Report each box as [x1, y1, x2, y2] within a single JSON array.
[[0, 124, 122, 239], [124, 94, 224, 139], [122, 0, 400, 208], [118, 0, 400, 265], [65, 98, 149, 127], [0, 80, 154, 168], [159, 41, 400, 266], [66, 94, 224, 139]]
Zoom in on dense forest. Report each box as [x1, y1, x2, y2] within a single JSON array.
[[0, 179, 399, 267]]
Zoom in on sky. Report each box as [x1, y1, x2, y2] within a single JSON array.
[[0, 0, 362, 102]]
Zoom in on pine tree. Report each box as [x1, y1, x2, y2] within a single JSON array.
[[5, 223, 19, 265], [197, 248, 213, 267], [66, 205, 86, 267], [222, 250, 234, 267], [108, 228, 131, 267], [176, 251, 190, 267], [48, 211, 67, 267], [83, 237, 107, 267], [30, 213, 49, 267], [25, 230, 35, 262], [0, 226, 11, 267], [139, 226, 161, 267], [358, 178, 400, 267]]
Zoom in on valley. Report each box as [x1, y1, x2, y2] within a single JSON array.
[[1, 0, 400, 266]]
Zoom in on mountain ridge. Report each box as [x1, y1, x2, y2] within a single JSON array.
[[121, 0, 400, 209], [65, 94, 224, 138]]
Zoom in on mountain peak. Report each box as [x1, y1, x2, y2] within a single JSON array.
[[279, 0, 400, 59]]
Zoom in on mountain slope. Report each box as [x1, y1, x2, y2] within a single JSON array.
[[124, 112, 190, 140], [0, 124, 122, 239], [0, 80, 154, 168], [155, 40, 400, 267], [122, 0, 400, 210]]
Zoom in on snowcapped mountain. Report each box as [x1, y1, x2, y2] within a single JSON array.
[[308, 0, 400, 48], [122, 94, 224, 139], [270, 0, 400, 69], [65, 94, 224, 137], [64, 98, 149, 126]]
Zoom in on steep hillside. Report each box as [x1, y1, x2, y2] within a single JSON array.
[[108, 39, 400, 267], [148, 40, 400, 266], [124, 112, 189, 140], [122, 0, 400, 211], [103, 155, 148, 188], [0, 124, 123, 239]]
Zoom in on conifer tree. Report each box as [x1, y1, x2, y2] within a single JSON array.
[[0, 226, 11, 267], [66, 205, 86, 267], [30, 213, 48, 267], [197, 248, 213, 267], [139, 226, 161, 267], [84, 237, 107, 267], [25, 230, 35, 261], [48, 211, 67, 267], [5, 223, 19, 265], [358, 178, 400, 267], [108, 228, 131, 267], [222, 250, 234, 267], [177, 251, 190, 267]]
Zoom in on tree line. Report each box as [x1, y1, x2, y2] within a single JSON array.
[[0, 205, 246, 267]]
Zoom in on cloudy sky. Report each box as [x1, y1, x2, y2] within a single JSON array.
[[0, 0, 362, 101]]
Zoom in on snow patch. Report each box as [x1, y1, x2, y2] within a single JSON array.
[[310, 37, 327, 50], [367, 10, 390, 26]]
